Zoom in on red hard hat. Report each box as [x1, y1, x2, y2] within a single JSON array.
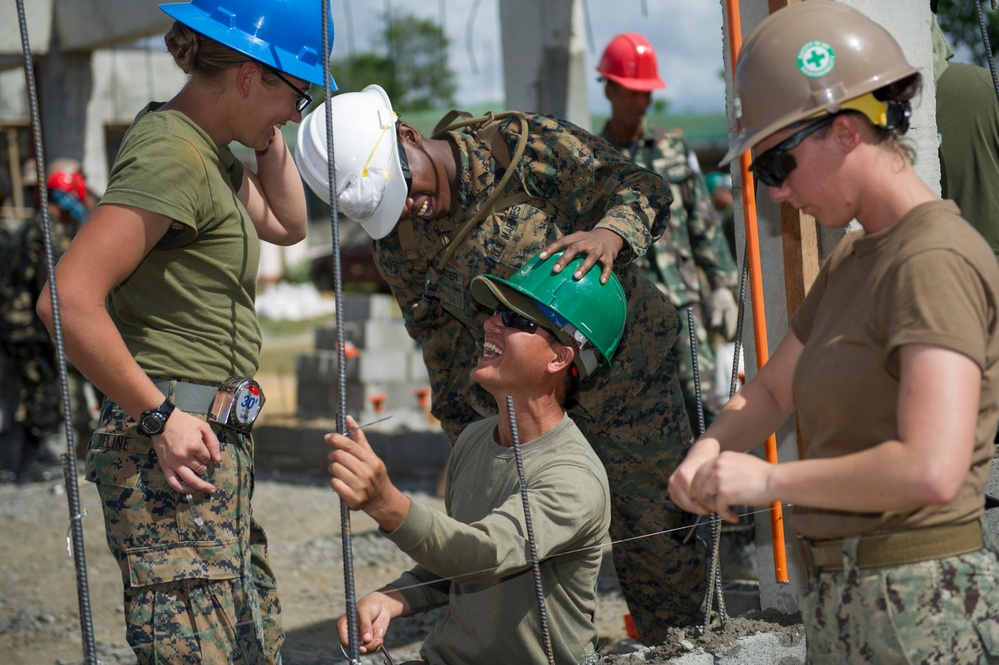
[[597, 33, 666, 92], [46, 168, 87, 205]]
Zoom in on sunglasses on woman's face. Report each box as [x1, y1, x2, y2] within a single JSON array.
[[494, 307, 542, 334], [750, 114, 836, 188]]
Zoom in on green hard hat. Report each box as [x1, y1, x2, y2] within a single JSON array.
[[470, 251, 627, 381]]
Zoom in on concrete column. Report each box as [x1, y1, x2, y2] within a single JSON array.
[[35, 31, 92, 166], [721, 0, 938, 615], [498, 0, 590, 129]]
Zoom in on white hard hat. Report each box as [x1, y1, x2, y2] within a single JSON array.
[[295, 84, 408, 240]]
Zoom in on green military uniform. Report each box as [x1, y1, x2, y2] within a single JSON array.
[[374, 112, 708, 642], [88, 105, 282, 664], [600, 124, 738, 430], [0, 214, 77, 479]]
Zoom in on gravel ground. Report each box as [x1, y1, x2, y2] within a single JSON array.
[[0, 467, 642, 665], [0, 461, 800, 665]]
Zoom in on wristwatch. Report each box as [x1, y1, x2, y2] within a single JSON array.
[[138, 400, 175, 437]]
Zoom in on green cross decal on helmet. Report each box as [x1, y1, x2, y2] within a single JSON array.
[[158, 0, 337, 88], [470, 251, 627, 382]]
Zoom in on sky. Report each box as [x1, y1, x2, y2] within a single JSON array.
[[330, 0, 730, 115]]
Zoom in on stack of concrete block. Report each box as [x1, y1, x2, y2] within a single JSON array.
[[296, 293, 436, 430]]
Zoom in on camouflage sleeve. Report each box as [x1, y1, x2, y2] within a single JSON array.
[[686, 169, 738, 291], [518, 116, 672, 263], [373, 236, 482, 445]]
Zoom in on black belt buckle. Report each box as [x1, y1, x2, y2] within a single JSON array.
[[207, 376, 265, 433]]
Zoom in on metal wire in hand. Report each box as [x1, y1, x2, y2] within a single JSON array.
[[505, 396, 555, 665]]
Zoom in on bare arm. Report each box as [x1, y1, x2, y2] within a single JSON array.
[[240, 127, 308, 246], [36, 204, 220, 494], [669, 331, 801, 515], [679, 343, 979, 522]]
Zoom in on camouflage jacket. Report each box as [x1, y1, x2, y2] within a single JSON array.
[[600, 122, 738, 307], [375, 112, 680, 443], [0, 215, 76, 343]]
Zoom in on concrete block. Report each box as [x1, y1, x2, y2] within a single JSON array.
[[408, 352, 431, 384], [358, 351, 411, 382], [341, 293, 399, 322], [342, 319, 416, 350]]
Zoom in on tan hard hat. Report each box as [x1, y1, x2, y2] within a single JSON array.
[[720, 0, 919, 166]]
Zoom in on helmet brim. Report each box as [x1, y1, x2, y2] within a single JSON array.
[[471, 274, 591, 380], [601, 72, 666, 92]]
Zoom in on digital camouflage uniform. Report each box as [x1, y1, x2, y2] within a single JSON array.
[[374, 112, 708, 643], [803, 542, 999, 663], [89, 389, 282, 665], [600, 124, 738, 430], [0, 215, 77, 466]]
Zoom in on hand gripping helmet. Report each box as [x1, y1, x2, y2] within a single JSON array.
[[720, 0, 919, 165], [295, 85, 408, 240], [470, 251, 627, 382], [158, 0, 336, 88], [597, 33, 666, 92]]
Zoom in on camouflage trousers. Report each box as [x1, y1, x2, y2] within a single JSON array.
[[87, 397, 283, 664], [572, 353, 708, 645], [2, 341, 61, 437], [670, 301, 719, 434], [802, 539, 999, 664]]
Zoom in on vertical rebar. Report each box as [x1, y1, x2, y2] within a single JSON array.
[[15, 2, 96, 662], [505, 396, 554, 665], [687, 307, 726, 632], [319, 2, 359, 661]]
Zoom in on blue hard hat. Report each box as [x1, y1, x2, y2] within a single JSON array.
[[159, 0, 337, 89]]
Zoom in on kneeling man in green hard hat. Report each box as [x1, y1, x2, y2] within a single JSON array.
[[326, 250, 625, 665]]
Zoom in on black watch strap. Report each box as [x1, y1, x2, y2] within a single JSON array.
[[138, 399, 175, 437]]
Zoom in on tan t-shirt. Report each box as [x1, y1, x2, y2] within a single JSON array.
[[790, 200, 999, 539]]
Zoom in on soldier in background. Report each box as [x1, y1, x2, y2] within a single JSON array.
[[597, 33, 739, 429], [0, 160, 89, 483]]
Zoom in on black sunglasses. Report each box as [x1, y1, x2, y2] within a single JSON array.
[[750, 114, 836, 188], [495, 307, 543, 334], [270, 68, 314, 114], [396, 130, 413, 195]]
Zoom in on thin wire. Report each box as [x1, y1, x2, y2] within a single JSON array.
[[14, 1, 96, 663]]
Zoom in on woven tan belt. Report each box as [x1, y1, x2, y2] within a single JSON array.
[[798, 521, 983, 573]]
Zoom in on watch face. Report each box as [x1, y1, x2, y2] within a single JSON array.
[[141, 412, 166, 436]]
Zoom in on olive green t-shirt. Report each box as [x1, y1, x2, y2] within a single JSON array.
[[100, 104, 261, 382], [790, 201, 999, 539]]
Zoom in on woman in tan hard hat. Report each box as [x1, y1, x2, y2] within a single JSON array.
[[669, 1, 999, 661]]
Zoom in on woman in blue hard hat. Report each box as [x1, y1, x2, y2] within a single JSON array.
[[37, 1, 335, 662]]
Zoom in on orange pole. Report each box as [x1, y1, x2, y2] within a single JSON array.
[[724, 0, 788, 583]]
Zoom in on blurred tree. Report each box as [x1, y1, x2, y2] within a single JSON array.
[[935, 0, 999, 65], [328, 11, 457, 112]]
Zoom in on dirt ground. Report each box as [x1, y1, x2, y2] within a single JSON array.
[[0, 465, 805, 665], [0, 466, 642, 665]]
